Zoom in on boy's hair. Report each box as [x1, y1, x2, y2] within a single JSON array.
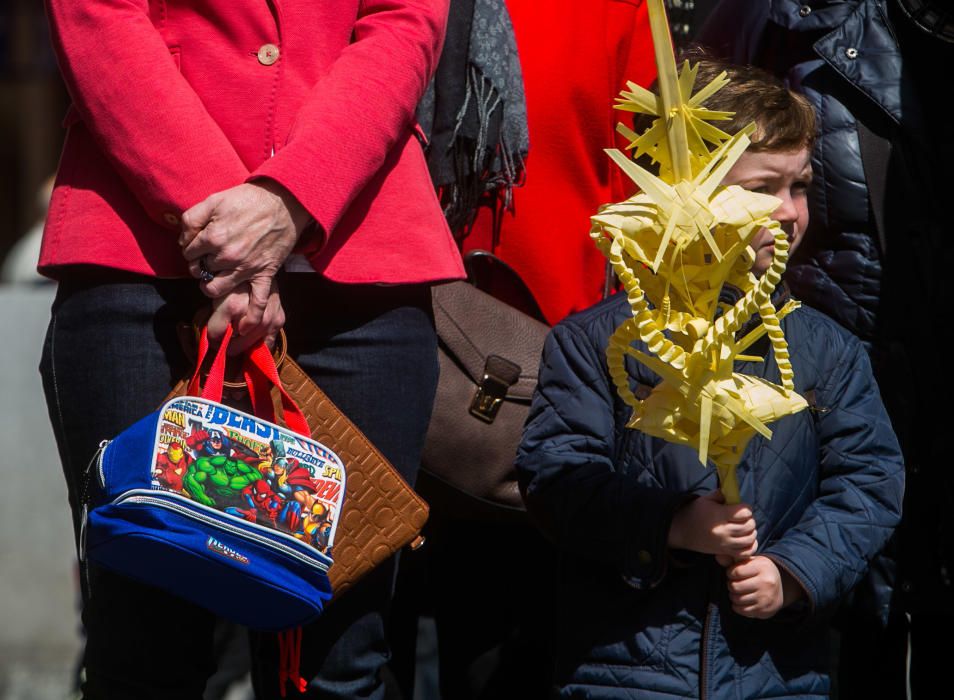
[[633, 49, 816, 154]]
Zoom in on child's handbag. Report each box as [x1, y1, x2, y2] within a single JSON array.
[[81, 325, 344, 632]]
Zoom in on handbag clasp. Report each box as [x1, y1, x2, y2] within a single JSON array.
[[469, 355, 521, 424]]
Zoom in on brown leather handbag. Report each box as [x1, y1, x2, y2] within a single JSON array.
[[419, 276, 549, 515], [166, 333, 428, 599]]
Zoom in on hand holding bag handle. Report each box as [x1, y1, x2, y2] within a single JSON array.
[[86, 324, 342, 647], [186, 325, 310, 437], [165, 321, 430, 599]]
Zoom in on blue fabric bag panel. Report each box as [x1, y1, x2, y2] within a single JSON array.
[[86, 488, 332, 630], [82, 392, 344, 632], [94, 408, 159, 498]]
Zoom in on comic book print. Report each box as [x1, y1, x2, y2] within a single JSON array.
[[152, 398, 346, 557]]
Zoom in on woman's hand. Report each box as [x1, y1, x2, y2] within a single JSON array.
[[667, 490, 758, 559], [207, 278, 285, 354], [180, 180, 311, 328]]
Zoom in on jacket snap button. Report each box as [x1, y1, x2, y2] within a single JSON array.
[[799, 5, 811, 17], [257, 44, 280, 66], [845, 47, 859, 59], [163, 212, 180, 226], [637, 549, 652, 565]]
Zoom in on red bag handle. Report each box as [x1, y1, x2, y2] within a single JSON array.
[[187, 325, 233, 399], [186, 326, 311, 438], [243, 342, 311, 438]]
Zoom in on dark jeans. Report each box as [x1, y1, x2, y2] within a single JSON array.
[[40, 269, 438, 700]]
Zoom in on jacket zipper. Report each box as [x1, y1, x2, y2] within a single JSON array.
[[111, 489, 332, 573], [700, 602, 715, 700]]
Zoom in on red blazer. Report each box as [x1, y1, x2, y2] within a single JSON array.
[[41, 0, 465, 285]]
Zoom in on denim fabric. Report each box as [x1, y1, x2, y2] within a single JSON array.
[[40, 268, 438, 700]]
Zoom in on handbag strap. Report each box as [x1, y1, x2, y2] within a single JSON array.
[[243, 342, 312, 438], [187, 325, 233, 399], [185, 325, 312, 438]]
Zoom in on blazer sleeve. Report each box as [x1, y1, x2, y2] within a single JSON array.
[[250, 0, 449, 243], [45, 0, 250, 230], [515, 321, 691, 588], [761, 334, 905, 615]]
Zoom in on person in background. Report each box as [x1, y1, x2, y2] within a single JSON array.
[[700, 2, 951, 696], [463, 0, 658, 324], [39, 1, 463, 697]]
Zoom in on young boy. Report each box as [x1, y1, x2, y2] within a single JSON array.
[[515, 60, 904, 699]]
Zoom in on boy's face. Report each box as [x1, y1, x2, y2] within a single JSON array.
[[722, 147, 812, 276]]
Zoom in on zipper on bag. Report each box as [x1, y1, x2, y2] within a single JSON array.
[[78, 439, 110, 563], [110, 489, 332, 573], [95, 439, 110, 489]]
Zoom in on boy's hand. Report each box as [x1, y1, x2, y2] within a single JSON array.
[[667, 491, 757, 558], [726, 556, 804, 619]]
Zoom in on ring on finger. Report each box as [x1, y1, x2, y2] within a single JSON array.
[[198, 256, 216, 283]]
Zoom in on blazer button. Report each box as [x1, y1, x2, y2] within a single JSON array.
[[163, 212, 180, 226], [258, 44, 280, 66]]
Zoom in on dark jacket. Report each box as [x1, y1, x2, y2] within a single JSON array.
[[700, 0, 954, 617], [515, 292, 903, 699], [701, 0, 898, 345]]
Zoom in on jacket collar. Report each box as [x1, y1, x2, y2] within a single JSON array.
[[771, 0, 904, 124]]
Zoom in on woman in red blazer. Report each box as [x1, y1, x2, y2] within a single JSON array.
[[40, 1, 462, 697]]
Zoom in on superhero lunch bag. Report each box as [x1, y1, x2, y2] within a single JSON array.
[[80, 326, 344, 631]]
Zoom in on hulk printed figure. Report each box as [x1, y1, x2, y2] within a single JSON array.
[[184, 454, 262, 508]]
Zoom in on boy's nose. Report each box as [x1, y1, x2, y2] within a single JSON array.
[[772, 192, 798, 225]]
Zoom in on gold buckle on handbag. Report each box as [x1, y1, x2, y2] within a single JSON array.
[[469, 355, 521, 424]]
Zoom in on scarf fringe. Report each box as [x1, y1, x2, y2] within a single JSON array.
[[441, 64, 527, 244]]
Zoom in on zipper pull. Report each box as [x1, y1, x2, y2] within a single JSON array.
[[78, 504, 88, 563], [84, 440, 108, 474], [94, 439, 110, 489]]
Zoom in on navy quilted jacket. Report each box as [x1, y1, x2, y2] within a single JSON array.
[[515, 292, 903, 699]]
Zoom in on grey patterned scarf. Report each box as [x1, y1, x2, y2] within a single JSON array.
[[417, 0, 529, 243]]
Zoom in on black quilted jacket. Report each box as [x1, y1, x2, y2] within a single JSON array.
[[701, 0, 954, 616], [701, 0, 901, 343]]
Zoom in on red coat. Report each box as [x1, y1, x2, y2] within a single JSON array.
[[466, 0, 656, 323], [41, 0, 464, 285]]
